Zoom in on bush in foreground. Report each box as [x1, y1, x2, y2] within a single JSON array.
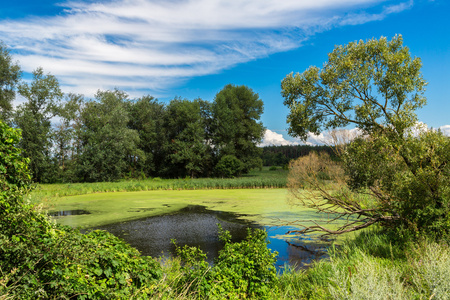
[[165, 226, 278, 299], [0, 121, 162, 299]]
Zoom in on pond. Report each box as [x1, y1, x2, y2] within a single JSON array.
[[78, 205, 330, 269]]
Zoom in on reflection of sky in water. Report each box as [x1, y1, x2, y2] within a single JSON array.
[[265, 225, 329, 270], [81, 205, 331, 270]]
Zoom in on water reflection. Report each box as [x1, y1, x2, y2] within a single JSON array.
[[83, 205, 330, 269], [89, 206, 259, 263], [49, 209, 91, 217], [265, 225, 329, 269]]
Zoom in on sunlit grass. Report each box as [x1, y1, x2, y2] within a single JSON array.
[[31, 167, 288, 205]]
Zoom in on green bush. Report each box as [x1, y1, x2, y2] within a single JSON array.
[[0, 121, 162, 299], [172, 226, 278, 299], [215, 155, 243, 178]]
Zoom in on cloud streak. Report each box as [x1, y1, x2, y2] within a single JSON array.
[[0, 0, 412, 96]]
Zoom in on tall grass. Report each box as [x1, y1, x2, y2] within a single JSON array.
[[30, 167, 287, 203], [273, 229, 450, 299]]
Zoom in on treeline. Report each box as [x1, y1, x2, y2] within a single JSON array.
[[261, 145, 336, 166], [1, 43, 265, 183]]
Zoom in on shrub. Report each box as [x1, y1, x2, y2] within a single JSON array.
[[0, 121, 162, 299], [215, 155, 243, 178], [172, 226, 278, 299]]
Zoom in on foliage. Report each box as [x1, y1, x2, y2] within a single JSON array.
[[0, 42, 21, 122], [78, 90, 141, 182], [283, 35, 450, 238], [214, 154, 243, 178], [53, 93, 84, 182], [127, 95, 166, 177], [172, 226, 278, 299], [0, 122, 31, 194], [343, 130, 450, 237], [14, 67, 63, 183], [0, 121, 162, 299], [261, 144, 337, 166], [212, 84, 265, 174], [164, 98, 212, 178], [282, 35, 426, 140]]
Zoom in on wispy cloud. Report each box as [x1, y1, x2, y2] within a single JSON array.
[[0, 0, 410, 96]]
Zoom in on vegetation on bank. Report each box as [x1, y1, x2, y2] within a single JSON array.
[[30, 167, 288, 206]]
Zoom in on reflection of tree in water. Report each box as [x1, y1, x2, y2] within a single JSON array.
[[92, 205, 261, 263], [86, 206, 332, 269], [285, 241, 329, 269]]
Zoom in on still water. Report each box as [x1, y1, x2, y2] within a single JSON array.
[[79, 205, 329, 269]]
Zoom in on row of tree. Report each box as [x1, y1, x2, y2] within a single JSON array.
[[0, 42, 265, 183], [261, 145, 336, 166]]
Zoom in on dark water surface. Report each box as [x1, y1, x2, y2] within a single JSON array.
[[49, 209, 91, 217], [81, 205, 329, 269]]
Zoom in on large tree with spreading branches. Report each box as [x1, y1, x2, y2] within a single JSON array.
[[282, 35, 450, 238]]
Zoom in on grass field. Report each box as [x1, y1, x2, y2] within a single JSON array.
[[31, 167, 288, 205]]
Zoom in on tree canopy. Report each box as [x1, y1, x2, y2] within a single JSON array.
[[212, 84, 265, 174], [0, 42, 21, 122], [282, 35, 426, 140]]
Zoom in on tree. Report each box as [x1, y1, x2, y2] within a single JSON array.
[[127, 95, 166, 177], [211, 84, 265, 175], [282, 35, 450, 237], [0, 42, 21, 122], [164, 98, 211, 178], [14, 67, 63, 182], [53, 93, 84, 182], [77, 90, 141, 182]]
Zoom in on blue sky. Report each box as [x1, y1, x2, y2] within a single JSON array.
[[1, 0, 448, 145]]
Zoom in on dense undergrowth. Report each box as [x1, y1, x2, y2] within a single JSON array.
[[149, 228, 450, 299]]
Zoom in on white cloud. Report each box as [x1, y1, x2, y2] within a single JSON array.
[[438, 125, 450, 136], [260, 128, 363, 147], [261, 127, 369, 146], [260, 129, 295, 147], [261, 123, 450, 148], [0, 0, 410, 96]]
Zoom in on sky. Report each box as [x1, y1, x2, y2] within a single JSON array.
[[1, 0, 449, 145]]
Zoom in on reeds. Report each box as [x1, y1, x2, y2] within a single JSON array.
[[30, 168, 288, 203]]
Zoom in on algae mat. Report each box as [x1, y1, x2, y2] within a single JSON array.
[[47, 188, 331, 229]]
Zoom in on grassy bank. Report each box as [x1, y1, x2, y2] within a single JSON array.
[[277, 229, 450, 299], [151, 229, 450, 299], [31, 167, 287, 205]]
